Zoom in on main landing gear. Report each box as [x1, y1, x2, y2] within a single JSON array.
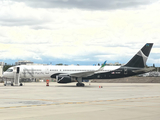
[[76, 83, 85, 87], [20, 83, 23, 86]]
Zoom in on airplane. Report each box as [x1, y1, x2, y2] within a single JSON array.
[[3, 43, 154, 87]]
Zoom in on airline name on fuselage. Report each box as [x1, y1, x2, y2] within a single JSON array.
[[22, 72, 45, 75]]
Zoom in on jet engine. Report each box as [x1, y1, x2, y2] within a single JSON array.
[[56, 75, 76, 83]]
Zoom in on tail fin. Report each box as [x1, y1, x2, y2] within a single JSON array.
[[124, 43, 153, 68]]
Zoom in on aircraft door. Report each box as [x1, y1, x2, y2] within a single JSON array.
[[45, 68, 49, 74], [17, 67, 20, 73], [13, 67, 20, 73], [13, 66, 20, 85], [124, 68, 128, 75]]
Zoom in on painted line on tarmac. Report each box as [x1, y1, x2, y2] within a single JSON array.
[[0, 96, 160, 110], [0, 97, 59, 102]]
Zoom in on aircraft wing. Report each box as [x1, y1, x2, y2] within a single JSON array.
[[51, 71, 98, 78], [70, 71, 96, 77], [70, 61, 107, 78]]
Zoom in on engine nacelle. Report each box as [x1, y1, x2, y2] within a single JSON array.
[[56, 75, 72, 83]]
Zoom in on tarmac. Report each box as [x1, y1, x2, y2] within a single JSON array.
[[92, 76, 160, 83], [0, 82, 160, 120]]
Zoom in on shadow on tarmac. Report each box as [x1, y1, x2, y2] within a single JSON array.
[[54, 85, 95, 88]]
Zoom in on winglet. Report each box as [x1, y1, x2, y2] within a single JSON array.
[[98, 61, 107, 71]]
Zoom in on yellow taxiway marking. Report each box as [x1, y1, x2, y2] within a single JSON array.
[[0, 96, 160, 109]]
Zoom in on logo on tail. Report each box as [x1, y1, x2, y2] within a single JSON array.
[[124, 43, 153, 68]]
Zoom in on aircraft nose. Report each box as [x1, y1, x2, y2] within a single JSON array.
[[2, 72, 6, 78]]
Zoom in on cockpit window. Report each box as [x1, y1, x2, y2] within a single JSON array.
[[6, 69, 13, 72]]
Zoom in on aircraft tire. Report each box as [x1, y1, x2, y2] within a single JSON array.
[[76, 83, 80, 86], [81, 83, 85, 87], [76, 83, 85, 87]]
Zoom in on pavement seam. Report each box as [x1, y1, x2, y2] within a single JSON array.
[[0, 96, 160, 110]]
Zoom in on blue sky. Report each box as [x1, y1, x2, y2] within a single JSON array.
[[0, 0, 160, 66]]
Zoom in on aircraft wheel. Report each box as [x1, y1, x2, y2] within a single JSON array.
[[20, 83, 23, 86], [4, 84, 6, 86], [11, 83, 14, 86], [76, 83, 80, 86], [80, 83, 84, 86], [76, 83, 85, 87]]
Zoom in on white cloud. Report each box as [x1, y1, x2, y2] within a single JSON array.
[[0, 1, 160, 65]]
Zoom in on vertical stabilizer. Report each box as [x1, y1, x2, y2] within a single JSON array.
[[124, 43, 153, 68]]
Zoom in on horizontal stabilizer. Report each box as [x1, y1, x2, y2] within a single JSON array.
[[132, 67, 155, 73]]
